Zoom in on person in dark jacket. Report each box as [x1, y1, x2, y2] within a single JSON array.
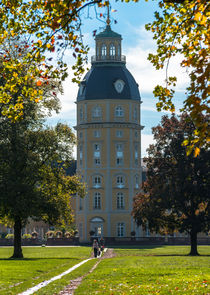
[[92, 239, 99, 258], [99, 237, 105, 252]]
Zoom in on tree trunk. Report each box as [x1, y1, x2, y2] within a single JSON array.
[[11, 216, 23, 259], [189, 230, 199, 256]]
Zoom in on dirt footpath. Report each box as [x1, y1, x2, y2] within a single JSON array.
[[58, 249, 115, 295]]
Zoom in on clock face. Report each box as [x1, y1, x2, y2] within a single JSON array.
[[114, 79, 125, 93]]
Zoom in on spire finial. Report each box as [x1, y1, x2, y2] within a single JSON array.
[[106, 1, 110, 26]]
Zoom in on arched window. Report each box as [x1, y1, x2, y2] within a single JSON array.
[[92, 106, 102, 118], [116, 175, 125, 188], [101, 44, 106, 57], [117, 192, 124, 209], [93, 175, 102, 188], [115, 106, 124, 117], [94, 192, 101, 209], [110, 44, 115, 56]]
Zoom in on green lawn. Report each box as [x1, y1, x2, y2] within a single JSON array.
[[75, 246, 210, 295], [0, 245, 209, 295], [0, 246, 92, 295]]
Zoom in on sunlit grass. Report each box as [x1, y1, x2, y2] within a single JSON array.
[[0, 246, 92, 295], [1, 246, 209, 295], [75, 246, 210, 295]]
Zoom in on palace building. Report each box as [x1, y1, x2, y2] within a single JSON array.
[[74, 18, 143, 242]]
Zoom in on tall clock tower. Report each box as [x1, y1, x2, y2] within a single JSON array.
[[74, 18, 143, 242]]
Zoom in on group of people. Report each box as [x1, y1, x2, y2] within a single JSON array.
[[92, 237, 105, 258]]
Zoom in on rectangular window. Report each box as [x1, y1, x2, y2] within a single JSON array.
[[79, 223, 83, 238], [94, 158, 101, 165], [135, 175, 139, 189], [135, 144, 138, 165], [94, 130, 101, 138], [117, 193, 124, 209], [116, 144, 123, 166], [116, 158, 123, 165], [79, 145, 83, 166], [116, 130, 123, 138], [94, 193, 101, 209], [94, 144, 101, 166], [117, 223, 125, 237], [79, 197, 83, 210]]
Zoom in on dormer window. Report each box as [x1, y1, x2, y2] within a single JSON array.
[[101, 44, 106, 57], [110, 44, 115, 56]]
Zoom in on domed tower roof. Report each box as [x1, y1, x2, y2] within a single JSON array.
[[95, 24, 122, 39], [77, 23, 141, 102]]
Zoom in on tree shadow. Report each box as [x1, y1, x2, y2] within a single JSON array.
[[0, 257, 83, 261]]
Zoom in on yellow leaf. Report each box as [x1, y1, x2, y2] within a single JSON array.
[[194, 147, 200, 157], [194, 12, 202, 21]]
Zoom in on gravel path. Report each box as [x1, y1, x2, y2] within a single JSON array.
[[58, 248, 115, 295]]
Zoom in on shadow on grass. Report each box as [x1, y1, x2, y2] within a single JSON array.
[[0, 257, 83, 261], [110, 245, 164, 250], [109, 245, 210, 256], [143, 254, 210, 257]]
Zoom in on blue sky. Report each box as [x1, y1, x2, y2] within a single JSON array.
[[48, 0, 189, 157]]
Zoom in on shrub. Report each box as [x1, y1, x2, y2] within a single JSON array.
[[22, 234, 32, 239], [5, 234, 14, 239]]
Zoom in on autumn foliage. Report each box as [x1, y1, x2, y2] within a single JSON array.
[[146, 0, 209, 153], [132, 114, 210, 256]]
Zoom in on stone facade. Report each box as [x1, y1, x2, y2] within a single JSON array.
[[74, 23, 143, 242]]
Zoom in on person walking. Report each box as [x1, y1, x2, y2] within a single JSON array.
[[99, 237, 105, 252], [92, 239, 99, 258]]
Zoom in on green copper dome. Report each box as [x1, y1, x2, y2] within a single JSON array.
[[95, 25, 122, 39]]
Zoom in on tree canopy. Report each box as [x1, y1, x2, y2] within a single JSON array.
[[0, 39, 85, 258], [132, 114, 210, 256], [146, 0, 209, 154], [1, 0, 209, 152]]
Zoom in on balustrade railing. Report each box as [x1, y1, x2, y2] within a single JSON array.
[[91, 55, 126, 63]]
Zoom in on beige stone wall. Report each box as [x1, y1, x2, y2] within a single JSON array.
[[75, 98, 142, 241]]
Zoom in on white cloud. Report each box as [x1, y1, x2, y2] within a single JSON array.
[[125, 25, 190, 98], [141, 134, 155, 157]]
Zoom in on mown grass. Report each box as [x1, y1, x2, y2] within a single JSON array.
[[75, 246, 210, 295], [0, 246, 92, 295], [1, 246, 209, 295]]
